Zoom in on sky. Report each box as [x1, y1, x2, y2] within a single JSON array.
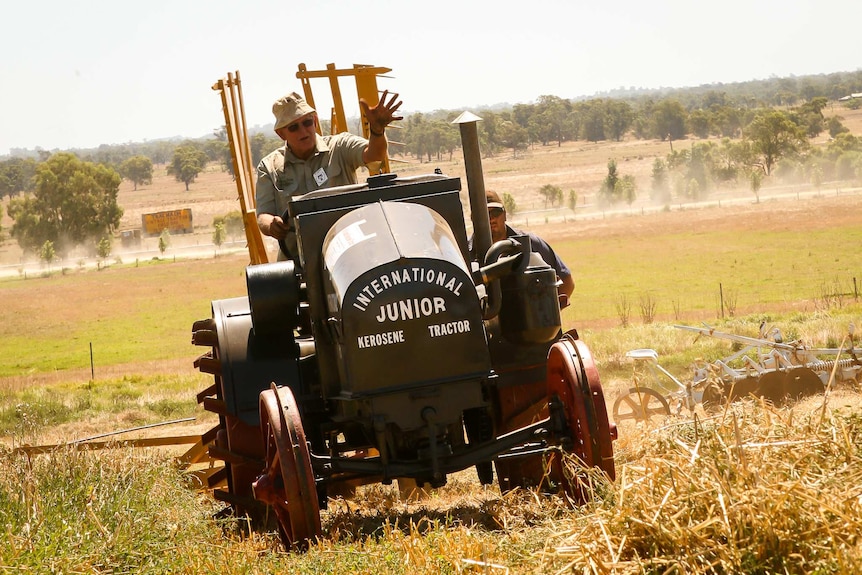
[[2, 0, 860, 156]]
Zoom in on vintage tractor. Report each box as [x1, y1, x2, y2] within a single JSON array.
[[192, 68, 616, 549]]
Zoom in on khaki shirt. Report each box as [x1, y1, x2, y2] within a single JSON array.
[[256, 132, 368, 259]]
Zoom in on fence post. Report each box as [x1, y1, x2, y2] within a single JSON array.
[[720, 282, 725, 319]]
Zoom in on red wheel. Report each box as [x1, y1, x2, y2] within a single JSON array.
[[546, 334, 616, 501], [252, 384, 321, 549]]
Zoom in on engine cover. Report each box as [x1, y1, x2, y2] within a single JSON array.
[[322, 201, 491, 398]]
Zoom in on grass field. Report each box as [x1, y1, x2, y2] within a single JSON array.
[[1, 110, 862, 573]]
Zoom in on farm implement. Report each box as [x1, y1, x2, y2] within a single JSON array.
[[613, 323, 861, 423]]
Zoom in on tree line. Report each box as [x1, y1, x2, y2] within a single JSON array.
[[2, 70, 862, 259]]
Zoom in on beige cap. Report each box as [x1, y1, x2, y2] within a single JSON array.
[[486, 190, 504, 209], [272, 92, 316, 131]]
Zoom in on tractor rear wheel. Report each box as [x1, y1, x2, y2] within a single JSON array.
[[545, 334, 616, 502]]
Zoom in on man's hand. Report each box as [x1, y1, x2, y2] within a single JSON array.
[[258, 213, 288, 240], [360, 90, 403, 134]]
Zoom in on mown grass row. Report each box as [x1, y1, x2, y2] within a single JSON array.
[[2, 383, 859, 573]]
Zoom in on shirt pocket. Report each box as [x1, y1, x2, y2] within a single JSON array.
[[321, 162, 343, 187], [276, 172, 300, 195]]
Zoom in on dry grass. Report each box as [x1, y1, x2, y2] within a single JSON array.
[[539, 390, 862, 574]]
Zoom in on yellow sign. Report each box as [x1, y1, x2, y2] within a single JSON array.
[[142, 209, 194, 236]]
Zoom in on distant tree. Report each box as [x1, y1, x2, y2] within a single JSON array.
[[604, 100, 634, 141], [744, 110, 808, 175], [652, 99, 688, 141], [650, 158, 670, 204], [567, 190, 577, 212], [598, 159, 620, 205], [750, 169, 763, 203], [119, 155, 153, 191], [617, 175, 637, 206], [498, 120, 529, 158], [97, 235, 112, 260], [0, 157, 37, 199], [213, 221, 226, 251], [40, 240, 56, 266], [158, 229, 171, 255], [213, 211, 244, 241], [537, 184, 563, 208], [167, 144, 208, 190], [810, 163, 823, 191], [250, 132, 282, 166], [579, 99, 607, 142], [687, 109, 712, 139], [827, 116, 849, 138], [6, 153, 122, 257], [502, 192, 518, 215]]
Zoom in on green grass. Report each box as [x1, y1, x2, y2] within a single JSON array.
[[0, 256, 247, 377], [0, 372, 205, 443], [559, 220, 862, 325]]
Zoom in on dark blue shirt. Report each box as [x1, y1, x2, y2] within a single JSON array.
[[469, 224, 571, 279]]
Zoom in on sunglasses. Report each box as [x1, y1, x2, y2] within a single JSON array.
[[488, 208, 504, 218], [287, 117, 315, 132]]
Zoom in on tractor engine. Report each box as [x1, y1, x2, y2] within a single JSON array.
[[321, 201, 490, 460]]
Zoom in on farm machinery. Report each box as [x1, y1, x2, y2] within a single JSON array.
[[613, 323, 861, 423], [192, 67, 616, 549]]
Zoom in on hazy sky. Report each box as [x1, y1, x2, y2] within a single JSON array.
[[2, 0, 860, 155]]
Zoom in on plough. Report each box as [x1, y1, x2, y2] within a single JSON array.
[[613, 323, 861, 423]]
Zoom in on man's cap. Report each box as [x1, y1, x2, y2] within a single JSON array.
[[486, 190, 504, 210], [272, 92, 316, 131]]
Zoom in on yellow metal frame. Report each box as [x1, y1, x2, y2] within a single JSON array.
[[212, 71, 269, 264], [213, 64, 394, 265]]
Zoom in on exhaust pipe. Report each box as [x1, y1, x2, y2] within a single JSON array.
[[453, 111, 501, 319]]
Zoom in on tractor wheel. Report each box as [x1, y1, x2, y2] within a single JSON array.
[[253, 384, 321, 550], [612, 387, 671, 423], [545, 334, 616, 502]]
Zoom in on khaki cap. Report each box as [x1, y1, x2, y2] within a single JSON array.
[[272, 92, 316, 131], [486, 190, 504, 209]]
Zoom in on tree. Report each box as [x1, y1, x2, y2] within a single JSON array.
[[97, 235, 112, 260], [827, 116, 849, 138], [119, 155, 153, 191], [158, 229, 171, 255], [744, 110, 808, 175], [213, 222, 226, 252], [650, 158, 670, 204], [604, 100, 634, 142], [0, 157, 37, 199], [598, 159, 620, 205], [498, 120, 528, 158], [502, 192, 518, 215], [40, 240, 56, 267], [652, 99, 688, 141], [213, 211, 244, 241], [167, 144, 208, 190], [617, 175, 637, 207], [537, 184, 563, 208], [567, 190, 577, 212], [6, 152, 122, 257], [750, 169, 763, 203]]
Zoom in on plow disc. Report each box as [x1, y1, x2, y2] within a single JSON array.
[[727, 367, 823, 405], [252, 384, 321, 549]]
